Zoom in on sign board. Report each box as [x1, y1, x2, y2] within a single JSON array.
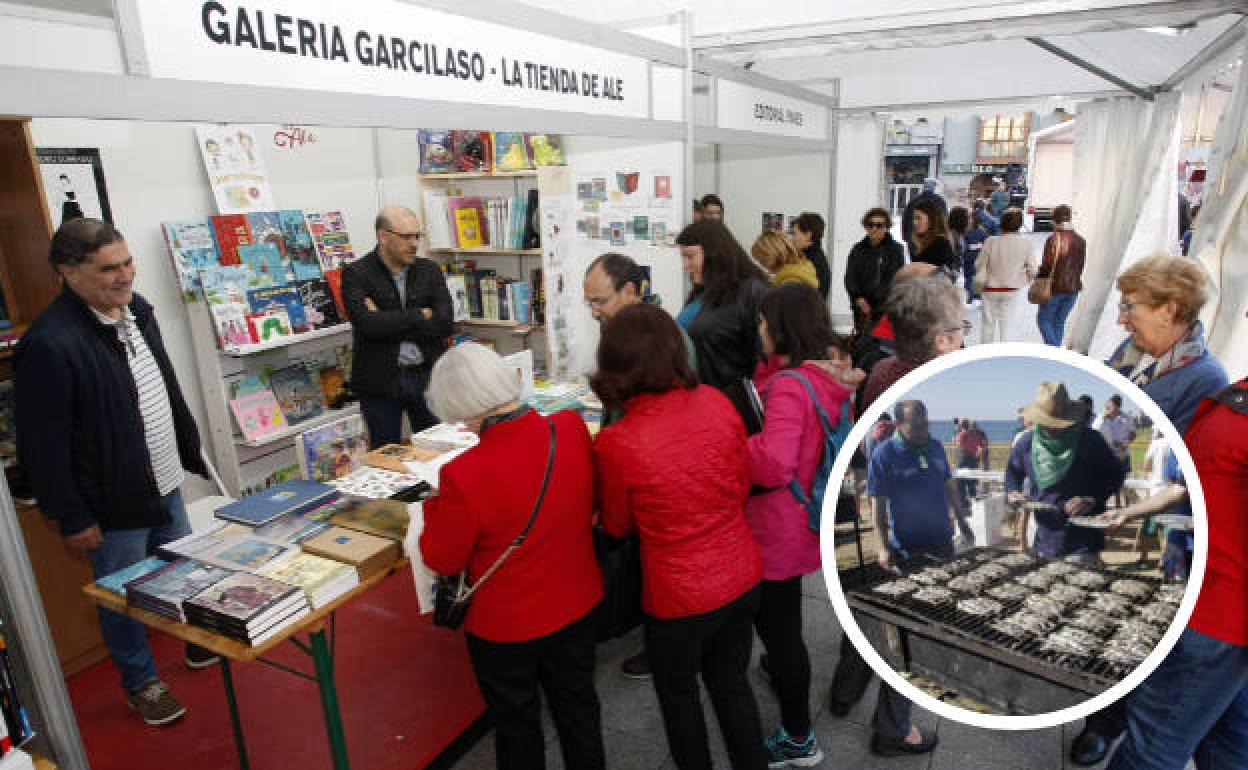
[[119, 0, 650, 119], [942, 163, 1014, 174], [715, 80, 828, 141], [885, 144, 941, 157]]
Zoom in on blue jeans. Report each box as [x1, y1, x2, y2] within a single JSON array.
[[1036, 291, 1078, 346], [359, 366, 439, 449], [1108, 628, 1248, 770], [86, 489, 191, 693]]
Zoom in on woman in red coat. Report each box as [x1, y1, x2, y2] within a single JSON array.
[[592, 303, 767, 770], [420, 342, 605, 770]]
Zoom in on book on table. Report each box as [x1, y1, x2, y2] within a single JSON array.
[[251, 510, 332, 544], [329, 498, 410, 542], [301, 526, 401, 580], [325, 466, 423, 501], [257, 552, 360, 609], [215, 479, 339, 527], [123, 559, 234, 622], [157, 521, 251, 561], [183, 572, 310, 643], [190, 534, 301, 573], [94, 556, 169, 597], [296, 413, 368, 482]]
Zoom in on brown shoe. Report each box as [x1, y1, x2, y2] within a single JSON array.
[[126, 680, 187, 726]]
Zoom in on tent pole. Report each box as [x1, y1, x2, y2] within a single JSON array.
[[1161, 16, 1248, 90], [1026, 37, 1156, 101]]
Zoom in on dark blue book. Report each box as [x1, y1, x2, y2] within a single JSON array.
[[215, 479, 339, 527], [247, 285, 310, 333]]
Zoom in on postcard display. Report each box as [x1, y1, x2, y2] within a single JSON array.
[[173, 125, 362, 498]]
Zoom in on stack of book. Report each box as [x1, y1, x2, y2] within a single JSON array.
[[215, 479, 340, 527], [329, 499, 410, 542], [163, 209, 355, 351], [124, 560, 234, 622], [183, 572, 310, 645], [93, 556, 168, 597], [257, 552, 360, 610], [302, 527, 401, 580]]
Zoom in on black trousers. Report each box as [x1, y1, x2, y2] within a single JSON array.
[[829, 633, 911, 740], [646, 585, 768, 770], [754, 577, 812, 737], [466, 612, 605, 770]]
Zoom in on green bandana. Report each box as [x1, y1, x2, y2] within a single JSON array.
[[892, 430, 929, 470], [1031, 424, 1081, 490]]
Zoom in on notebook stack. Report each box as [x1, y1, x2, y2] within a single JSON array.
[[124, 560, 234, 622], [257, 552, 360, 610], [183, 572, 311, 645]]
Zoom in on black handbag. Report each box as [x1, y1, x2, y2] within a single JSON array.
[[593, 528, 643, 641], [432, 421, 557, 630]]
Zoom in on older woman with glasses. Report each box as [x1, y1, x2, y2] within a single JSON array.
[[844, 207, 904, 332]]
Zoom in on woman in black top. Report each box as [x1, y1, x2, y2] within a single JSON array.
[[909, 199, 958, 271], [675, 220, 770, 391], [791, 212, 830, 300], [844, 207, 904, 332]]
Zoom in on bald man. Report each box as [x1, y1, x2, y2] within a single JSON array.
[[342, 205, 453, 447]]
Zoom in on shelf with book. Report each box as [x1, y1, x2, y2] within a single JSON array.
[[419, 170, 538, 180], [237, 404, 361, 449], [221, 323, 352, 358]]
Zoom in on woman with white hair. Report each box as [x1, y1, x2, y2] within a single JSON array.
[[420, 343, 605, 770]]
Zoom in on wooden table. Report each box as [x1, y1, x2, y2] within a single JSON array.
[[82, 558, 410, 770]]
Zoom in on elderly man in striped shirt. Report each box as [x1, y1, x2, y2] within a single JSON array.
[[16, 218, 213, 726]]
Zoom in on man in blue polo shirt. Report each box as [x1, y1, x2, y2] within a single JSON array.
[[871, 399, 973, 569], [828, 399, 972, 758]]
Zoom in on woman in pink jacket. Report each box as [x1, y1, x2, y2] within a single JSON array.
[[747, 283, 857, 766]]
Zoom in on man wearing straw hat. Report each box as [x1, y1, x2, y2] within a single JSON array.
[[1004, 382, 1126, 564]]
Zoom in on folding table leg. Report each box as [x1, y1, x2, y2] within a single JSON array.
[[220, 658, 250, 770], [309, 628, 350, 770]]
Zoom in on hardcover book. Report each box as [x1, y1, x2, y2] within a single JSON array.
[[184, 571, 305, 631], [418, 129, 453, 173], [493, 131, 531, 171], [525, 133, 565, 166], [268, 364, 325, 425], [301, 526, 401, 580], [246, 306, 293, 344], [238, 242, 289, 288], [450, 129, 491, 173], [295, 279, 343, 329], [325, 466, 422, 500], [161, 220, 218, 303], [444, 273, 469, 321], [215, 479, 339, 527], [305, 211, 355, 271], [246, 211, 287, 258], [329, 498, 410, 542], [229, 389, 288, 443], [124, 559, 234, 622], [192, 534, 301, 572], [251, 510, 332, 544], [296, 413, 368, 482], [157, 521, 251, 561], [247, 286, 309, 333], [323, 268, 346, 316], [210, 302, 255, 350], [278, 209, 319, 276], [95, 556, 168, 597], [210, 213, 254, 266], [257, 552, 359, 609], [453, 205, 485, 248]]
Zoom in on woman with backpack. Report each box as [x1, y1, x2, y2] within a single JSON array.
[[746, 283, 859, 766]]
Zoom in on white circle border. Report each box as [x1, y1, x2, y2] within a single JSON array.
[[818, 341, 1208, 731]]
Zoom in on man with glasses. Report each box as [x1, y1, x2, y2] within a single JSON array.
[[342, 205, 452, 447], [844, 207, 904, 333]]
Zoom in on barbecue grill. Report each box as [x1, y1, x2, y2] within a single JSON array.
[[840, 547, 1185, 715]]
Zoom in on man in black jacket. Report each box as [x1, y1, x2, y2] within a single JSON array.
[[342, 205, 453, 447], [15, 218, 211, 726]]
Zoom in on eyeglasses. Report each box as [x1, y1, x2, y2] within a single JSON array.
[[586, 296, 613, 309], [1117, 299, 1141, 315], [865, 222, 888, 229], [383, 228, 423, 242]]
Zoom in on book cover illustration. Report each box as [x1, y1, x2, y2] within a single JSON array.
[[196, 535, 300, 571], [158, 521, 249, 560], [296, 279, 343, 329], [217, 478, 338, 526], [616, 172, 640, 195], [185, 571, 302, 623], [229, 389, 287, 442], [257, 553, 357, 603], [247, 286, 309, 333], [591, 177, 607, 201], [278, 210, 318, 274], [633, 215, 650, 240], [296, 413, 367, 482], [238, 242, 290, 288], [268, 364, 325, 425], [246, 306, 293, 344], [609, 221, 626, 246], [306, 211, 355, 271], [95, 556, 168, 596], [199, 265, 253, 305], [252, 511, 331, 544], [418, 129, 453, 173], [197, 124, 276, 213], [493, 131, 531, 171], [210, 302, 255, 349], [247, 211, 287, 257], [451, 130, 491, 173], [326, 466, 421, 500], [323, 268, 346, 316], [650, 222, 668, 246], [525, 133, 565, 167], [162, 220, 218, 303], [302, 526, 400, 574], [454, 208, 484, 248], [654, 175, 672, 199], [444, 273, 469, 322], [330, 499, 411, 541], [124, 559, 233, 616], [209, 213, 254, 266], [316, 365, 346, 407]]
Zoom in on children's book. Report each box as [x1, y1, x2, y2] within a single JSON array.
[[493, 132, 531, 171], [451, 130, 491, 173], [449, 197, 487, 248], [525, 133, 565, 166], [210, 213, 254, 266], [161, 221, 218, 303], [247, 211, 286, 258], [278, 210, 318, 274], [229, 389, 288, 442], [95, 556, 169, 597], [247, 286, 309, 333], [210, 302, 255, 350], [268, 364, 325, 425], [295, 279, 343, 329], [306, 211, 355, 271], [316, 365, 346, 407], [418, 129, 453, 173], [295, 413, 368, 482], [246, 306, 293, 344], [238, 242, 289, 288], [323, 268, 346, 316]]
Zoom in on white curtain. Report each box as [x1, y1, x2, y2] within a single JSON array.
[[830, 113, 887, 331], [1195, 42, 1248, 382], [1066, 92, 1182, 357]]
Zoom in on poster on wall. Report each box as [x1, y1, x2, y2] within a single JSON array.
[[574, 169, 675, 247], [196, 125, 277, 214], [36, 148, 113, 230]]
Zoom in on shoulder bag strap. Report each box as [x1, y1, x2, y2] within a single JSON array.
[[771, 371, 835, 436], [460, 421, 557, 598]]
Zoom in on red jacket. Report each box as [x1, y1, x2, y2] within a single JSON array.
[[420, 409, 603, 642], [595, 386, 762, 619]]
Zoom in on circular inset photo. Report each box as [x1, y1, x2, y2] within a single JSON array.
[[820, 344, 1207, 731]]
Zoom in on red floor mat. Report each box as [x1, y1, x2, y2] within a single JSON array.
[[68, 567, 485, 770]]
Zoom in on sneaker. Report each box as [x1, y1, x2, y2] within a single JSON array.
[[620, 651, 652, 680], [126, 680, 187, 726], [765, 727, 824, 768], [185, 643, 221, 670]]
